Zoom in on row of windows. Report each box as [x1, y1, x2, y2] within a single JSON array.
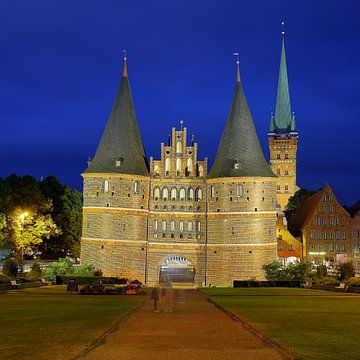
[[276, 169, 290, 176], [310, 231, 346, 240], [323, 195, 332, 202], [321, 205, 334, 213], [153, 205, 202, 211], [154, 220, 201, 232], [153, 187, 203, 201], [309, 244, 347, 252], [316, 217, 340, 226], [158, 158, 204, 177], [210, 185, 243, 199], [154, 233, 201, 239], [102, 180, 140, 194], [277, 184, 289, 191], [276, 153, 289, 159]]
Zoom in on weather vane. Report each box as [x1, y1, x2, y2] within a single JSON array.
[[233, 52, 239, 64], [281, 20, 285, 36], [123, 49, 127, 61]]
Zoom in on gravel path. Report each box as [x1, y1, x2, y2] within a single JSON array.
[[80, 289, 290, 360]]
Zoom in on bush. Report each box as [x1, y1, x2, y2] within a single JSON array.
[[338, 262, 354, 281], [346, 277, 360, 287], [42, 258, 74, 282], [25, 262, 43, 282], [314, 276, 340, 286], [2, 259, 18, 278], [0, 274, 12, 284], [94, 269, 103, 277], [316, 264, 328, 278], [73, 264, 95, 277], [263, 261, 312, 282]]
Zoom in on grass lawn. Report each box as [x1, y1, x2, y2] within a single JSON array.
[[0, 286, 145, 360], [203, 287, 360, 360]]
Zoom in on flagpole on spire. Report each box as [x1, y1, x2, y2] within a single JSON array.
[[281, 20, 285, 37], [233, 52, 240, 82], [122, 49, 128, 77]]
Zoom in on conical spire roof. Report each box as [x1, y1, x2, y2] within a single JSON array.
[[209, 61, 275, 178], [85, 58, 149, 175], [271, 36, 295, 134]]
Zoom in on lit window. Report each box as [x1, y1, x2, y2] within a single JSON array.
[[165, 158, 171, 175], [176, 142, 182, 153], [236, 185, 243, 197], [162, 220, 167, 231], [162, 188, 169, 201], [179, 188, 185, 201], [171, 188, 177, 201], [103, 180, 109, 193], [176, 158, 182, 176], [197, 221, 201, 232], [179, 221, 184, 232], [134, 181, 140, 194], [170, 221, 175, 231], [198, 165, 204, 177], [154, 220, 158, 231], [188, 187, 194, 201], [196, 188, 203, 201], [187, 222, 193, 232], [211, 186, 215, 199]]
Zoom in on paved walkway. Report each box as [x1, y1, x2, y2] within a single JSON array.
[[80, 290, 290, 360]]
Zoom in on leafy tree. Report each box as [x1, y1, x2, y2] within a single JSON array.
[[11, 209, 61, 256], [285, 188, 316, 211], [0, 212, 8, 247]]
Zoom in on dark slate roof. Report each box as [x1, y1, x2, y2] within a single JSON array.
[[270, 36, 296, 135], [84, 62, 149, 175], [208, 67, 276, 178]]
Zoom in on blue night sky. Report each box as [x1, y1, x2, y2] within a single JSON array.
[[1, 1, 359, 205]]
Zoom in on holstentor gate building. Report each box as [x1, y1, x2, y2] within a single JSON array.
[[81, 36, 298, 286]]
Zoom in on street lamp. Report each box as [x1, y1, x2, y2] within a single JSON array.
[[19, 212, 29, 265]]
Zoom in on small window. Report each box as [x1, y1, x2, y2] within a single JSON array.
[[323, 231, 327, 240], [170, 221, 175, 231], [285, 169, 289, 175], [277, 153, 281, 159], [277, 168, 281, 175], [134, 181, 140, 194], [162, 188, 169, 201], [285, 153, 289, 159], [188, 188, 194, 201], [277, 184, 280, 191], [187, 222, 193, 232], [162, 220, 167, 231], [154, 220, 158, 231], [236, 185, 243, 198], [179, 221, 184, 232], [103, 180, 109, 193], [285, 184, 289, 191], [210, 186, 215, 199], [179, 188, 186, 201], [196, 188, 203, 201], [342, 232, 346, 240], [197, 221, 201, 232], [171, 188, 177, 201]]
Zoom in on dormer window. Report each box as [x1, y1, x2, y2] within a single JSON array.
[[115, 157, 123, 167], [233, 160, 240, 170]]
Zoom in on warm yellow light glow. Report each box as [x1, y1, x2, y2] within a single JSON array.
[[19, 212, 29, 222]]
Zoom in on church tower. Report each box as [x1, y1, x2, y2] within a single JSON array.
[[207, 58, 278, 284], [80, 55, 150, 281], [268, 34, 299, 210]]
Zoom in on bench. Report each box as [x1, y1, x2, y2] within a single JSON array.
[[41, 278, 52, 286], [10, 280, 20, 289], [336, 283, 346, 290]]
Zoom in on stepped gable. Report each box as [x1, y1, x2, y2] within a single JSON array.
[[85, 57, 149, 175], [208, 60, 275, 178]]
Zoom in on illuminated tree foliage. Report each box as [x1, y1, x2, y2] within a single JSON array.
[[0, 175, 82, 259]]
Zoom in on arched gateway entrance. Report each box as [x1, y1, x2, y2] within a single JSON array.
[[159, 256, 195, 284]]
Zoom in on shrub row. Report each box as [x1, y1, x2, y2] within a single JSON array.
[[60, 276, 128, 285], [233, 280, 301, 288]]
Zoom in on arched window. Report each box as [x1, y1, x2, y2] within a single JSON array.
[[134, 181, 140, 194], [154, 220, 158, 231], [162, 188, 169, 201], [198, 166, 204, 177], [165, 158, 170, 175], [171, 188, 177, 201], [103, 180, 109, 193], [162, 220, 167, 231], [170, 221, 175, 231], [187, 158, 193, 175], [187, 222, 193, 231], [196, 187, 203, 201], [188, 187, 194, 201], [154, 165, 160, 175], [176, 158, 182, 176], [210, 185, 215, 198], [179, 221, 184, 232], [179, 188, 186, 201], [197, 221, 201, 232], [236, 185, 243, 198], [153, 187, 160, 200], [176, 142, 182, 153]]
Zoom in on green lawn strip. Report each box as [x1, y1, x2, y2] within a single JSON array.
[[0, 286, 145, 360], [203, 288, 360, 360]]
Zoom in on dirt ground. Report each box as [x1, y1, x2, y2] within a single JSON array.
[[79, 289, 291, 360]]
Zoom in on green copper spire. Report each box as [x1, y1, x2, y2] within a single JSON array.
[[271, 35, 295, 134]]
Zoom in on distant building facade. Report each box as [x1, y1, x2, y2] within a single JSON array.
[[80, 56, 279, 286], [291, 184, 352, 264]]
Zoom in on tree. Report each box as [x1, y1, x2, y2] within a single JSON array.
[[285, 188, 316, 211], [0, 212, 8, 247], [11, 209, 61, 256], [263, 261, 312, 282], [338, 261, 354, 281]]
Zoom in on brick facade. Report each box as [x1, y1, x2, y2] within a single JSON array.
[[81, 126, 278, 286]]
